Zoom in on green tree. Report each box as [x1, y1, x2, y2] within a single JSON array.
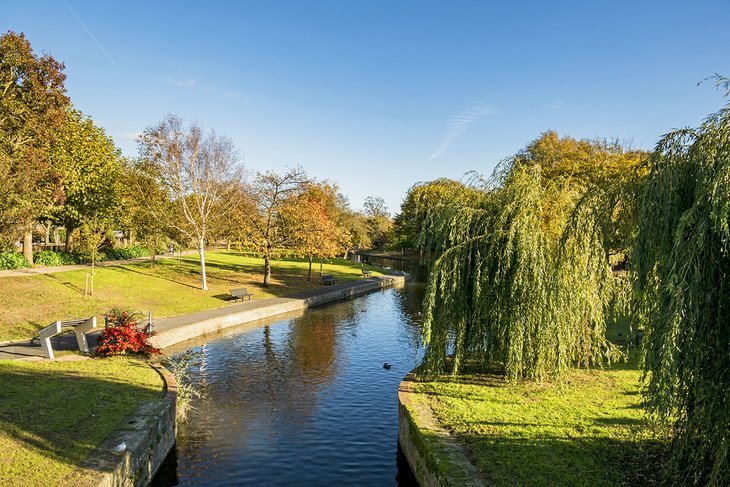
[[48, 109, 123, 251], [392, 178, 478, 249], [363, 195, 392, 248], [0, 31, 69, 260], [139, 114, 244, 290], [634, 84, 730, 485], [415, 133, 642, 380], [249, 167, 310, 286]]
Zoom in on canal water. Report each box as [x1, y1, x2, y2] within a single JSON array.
[[153, 280, 426, 486]]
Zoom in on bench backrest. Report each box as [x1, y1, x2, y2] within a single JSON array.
[[231, 288, 250, 296]]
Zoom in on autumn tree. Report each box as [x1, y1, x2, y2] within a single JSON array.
[[0, 31, 69, 260], [280, 182, 349, 281], [139, 114, 244, 290], [249, 167, 310, 286], [48, 108, 123, 251]]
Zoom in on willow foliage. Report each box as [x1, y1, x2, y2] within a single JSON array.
[[635, 99, 730, 485], [418, 164, 618, 381]]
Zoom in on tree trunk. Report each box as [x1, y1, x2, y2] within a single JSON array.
[[23, 227, 33, 265], [319, 257, 323, 276], [64, 226, 76, 252], [198, 238, 208, 290], [307, 255, 312, 282], [263, 244, 272, 287]]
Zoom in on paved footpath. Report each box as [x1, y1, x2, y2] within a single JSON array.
[[0, 274, 405, 361], [0, 251, 197, 278]]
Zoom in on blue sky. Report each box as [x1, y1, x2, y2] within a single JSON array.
[[3, 1, 729, 214]]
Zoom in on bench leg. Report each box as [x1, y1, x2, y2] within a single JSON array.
[[74, 330, 90, 354], [41, 336, 55, 360]]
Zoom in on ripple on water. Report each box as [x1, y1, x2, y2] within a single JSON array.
[[154, 285, 424, 486]]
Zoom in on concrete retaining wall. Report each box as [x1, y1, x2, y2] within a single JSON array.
[[150, 275, 406, 349], [73, 364, 177, 487], [398, 373, 485, 487]]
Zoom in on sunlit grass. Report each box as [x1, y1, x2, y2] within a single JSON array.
[[0, 251, 380, 341], [0, 357, 163, 487], [412, 353, 670, 486]]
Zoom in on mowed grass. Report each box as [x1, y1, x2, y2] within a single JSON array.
[[0, 251, 379, 341], [0, 357, 163, 487], [413, 354, 669, 486]]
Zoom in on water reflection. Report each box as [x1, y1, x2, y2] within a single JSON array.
[[155, 284, 424, 486]]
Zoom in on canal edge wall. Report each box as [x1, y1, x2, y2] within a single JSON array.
[[150, 274, 407, 349], [398, 372, 485, 487], [72, 364, 177, 487]]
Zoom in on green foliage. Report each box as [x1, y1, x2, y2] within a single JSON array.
[[103, 245, 150, 261], [0, 251, 30, 270], [33, 250, 78, 266], [0, 31, 68, 242], [392, 178, 479, 249], [419, 164, 619, 381], [634, 99, 730, 486], [47, 108, 123, 234]]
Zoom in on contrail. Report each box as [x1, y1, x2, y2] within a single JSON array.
[[61, 0, 117, 66], [430, 103, 492, 160]]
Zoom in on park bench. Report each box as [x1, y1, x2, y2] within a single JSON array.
[[230, 287, 253, 302], [361, 268, 372, 277], [38, 316, 97, 360], [321, 274, 336, 286]]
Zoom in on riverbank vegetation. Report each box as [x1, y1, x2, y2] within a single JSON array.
[[0, 251, 379, 342], [0, 356, 163, 487], [400, 81, 730, 485]]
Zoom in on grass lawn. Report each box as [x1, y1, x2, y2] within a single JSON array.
[[0, 356, 163, 487], [412, 354, 670, 486], [0, 251, 380, 341]]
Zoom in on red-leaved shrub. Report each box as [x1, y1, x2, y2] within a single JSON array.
[[96, 308, 160, 357]]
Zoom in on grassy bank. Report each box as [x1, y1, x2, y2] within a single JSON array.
[[411, 355, 669, 486], [0, 251, 378, 341], [0, 356, 163, 487]]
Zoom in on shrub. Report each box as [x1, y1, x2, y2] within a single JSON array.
[[0, 251, 30, 270], [102, 245, 151, 261], [96, 308, 160, 358], [33, 250, 79, 266]]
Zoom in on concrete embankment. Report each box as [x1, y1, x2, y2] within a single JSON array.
[[150, 274, 406, 349], [398, 372, 485, 487], [73, 364, 177, 487]]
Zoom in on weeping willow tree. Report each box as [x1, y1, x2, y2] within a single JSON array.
[[418, 162, 620, 381], [634, 85, 730, 485]]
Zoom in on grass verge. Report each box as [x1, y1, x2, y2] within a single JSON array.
[[411, 355, 670, 486], [0, 356, 163, 487], [0, 251, 380, 341]]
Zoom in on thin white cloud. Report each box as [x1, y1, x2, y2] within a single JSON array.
[[429, 103, 493, 160], [118, 131, 142, 142], [168, 78, 196, 87], [222, 91, 241, 98]]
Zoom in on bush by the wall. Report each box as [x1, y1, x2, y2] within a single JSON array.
[[0, 252, 30, 270], [33, 250, 79, 266]]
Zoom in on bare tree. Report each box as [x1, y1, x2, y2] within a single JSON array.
[[139, 114, 244, 290]]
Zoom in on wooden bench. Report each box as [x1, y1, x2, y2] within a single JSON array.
[[321, 275, 336, 286], [361, 269, 372, 277], [230, 287, 253, 302], [39, 317, 97, 360]]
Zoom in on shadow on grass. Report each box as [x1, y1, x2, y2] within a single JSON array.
[[0, 362, 160, 471], [42, 273, 86, 296], [455, 433, 669, 486], [113, 265, 200, 290]]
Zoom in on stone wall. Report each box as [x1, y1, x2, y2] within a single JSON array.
[[72, 364, 177, 487]]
